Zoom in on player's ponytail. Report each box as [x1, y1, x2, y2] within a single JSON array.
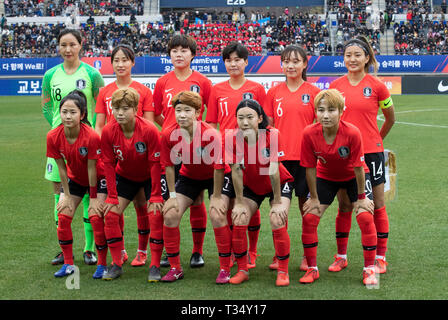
[[59, 90, 91, 127], [236, 99, 269, 130], [343, 36, 379, 74]]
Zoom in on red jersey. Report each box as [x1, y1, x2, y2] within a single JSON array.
[[101, 116, 162, 204], [46, 123, 104, 186], [300, 121, 367, 182], [161, 121, 230, 180], [95, 80, 154, 123], [153, 70, 212, 130], [206, 79, 266, 131], [330, 74, 392, 153], [264, 81, 320, 161], [221, 127, 293, 195]]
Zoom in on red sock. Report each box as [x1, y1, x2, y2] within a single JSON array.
[[104, 211, 123, 267], [302, 213, 320, 267], [356, 211, 377, 267], [335, 209, 352, 255], [163, 225, 181, 269], [374, 206, 389, 257], [273, 226, 290, 273], [232, 225, 248, 272], [89, 215, 108, 266], [119, 213, 125, 251], [57, 213, 74, 265], [248, 210, 261, 255], [189, 203, 207, 255], [135, 205, 150, 252], [149, 210, 164, 268], [213, 225, 232, 272]]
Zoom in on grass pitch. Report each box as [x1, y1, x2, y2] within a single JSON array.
[[0, 95, 447, 301]]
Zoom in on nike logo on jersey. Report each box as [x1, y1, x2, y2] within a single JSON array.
[[165, 88, 174, 93], [53, 82, 64, 87], [275, 98, 284, 102], [220, 97, 229, 101], [437, 81, 448, 92]]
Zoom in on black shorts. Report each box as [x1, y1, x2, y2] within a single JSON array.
[[365, 152, 386, 187], [66, 178, 107, 198], [116, 174, 151, 201], [282, 160, 309, 197], [161, 163, 186, 201], [175, 174, 214, 201], [316, 173, 373, 205], [243, 182, 293, 208]]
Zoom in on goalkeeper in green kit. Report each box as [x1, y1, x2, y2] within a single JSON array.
[[42, 29, 104, 265]]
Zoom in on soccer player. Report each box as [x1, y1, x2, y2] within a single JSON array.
[[159, 91, 232, 283], [221, 99, 294, 287], [329, 36, 395, 274], [153, 35, 213, 268], [95, 43, 157, 267], [299, 89, 377, 286], [264, 45, 321, 272], [100, 87, 164, 281], [206, 42, 267, 269], [46, 90, 107, 279], [42, 28, 105, 266]]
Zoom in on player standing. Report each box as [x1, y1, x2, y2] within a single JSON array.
[[100, 88, 164, 281], [46, 90, 108, 279], [42, 28, 104, 266], [299, 89, 377, 286], [153, 35, 213, 268], [329, 36, 395, 274], [264, 45, 321, 272], [206, 42, 266, 269]]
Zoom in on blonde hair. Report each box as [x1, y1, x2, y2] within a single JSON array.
[[111, 87, 140, 110], [172, 91, 202, 111], [314, 89, 345, 114]]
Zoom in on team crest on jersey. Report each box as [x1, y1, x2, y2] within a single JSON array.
[[243, 92, 253, 100], [135, 142, 147, 153], [76, 79, 87, 90], [338, 146, 350, 158], [79, 147, 88, 157], [363, 87, 372, 97], [190, 85, 200, 93], [301, 94, 311, 104]]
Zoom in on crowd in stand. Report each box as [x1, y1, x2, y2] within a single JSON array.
[[4, 0, 144, 17]]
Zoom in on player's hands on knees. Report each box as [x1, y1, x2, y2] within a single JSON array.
[[303, 197, 321, 216], [149, 201, 163, 215], [88, 198, 103, 217], [270, 202, 288, 227], [231, 202, 248, 225], [103, 202, 118, 216], [210, 194, 226, 216], [354, 198, 374, 215], [57, 195, 75, 214], [162, 198, 178, 216]]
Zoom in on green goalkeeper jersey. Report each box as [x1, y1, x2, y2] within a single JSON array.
[[42, 61, 104, 129]]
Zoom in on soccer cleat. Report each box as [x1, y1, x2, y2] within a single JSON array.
[[131, 251, 147, 267], [215, 269, 231, 284], [299, 268, 319, 284], [161, 268, 184, 282], [247, 252, 259, 269], [83, 251, 97, 265], [268, 256, 279, 270], [190, 252, 205, 268], [328, 255, 348, 272], [148, 266, 162, 283], [92, 265, 107, 279], [299, 256, 308, 271], [375, 257, 388, 274], [229, 270, 249, 285], [54, 264, 75, 278], [363, 268, 378, 286], [103, 264, 123, 281], [276, 271, 290, 287], [121, 250, 128, 264], [51, 252, 65, 265]]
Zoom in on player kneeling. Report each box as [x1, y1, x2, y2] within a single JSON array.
[[299, 89, 377, 286]]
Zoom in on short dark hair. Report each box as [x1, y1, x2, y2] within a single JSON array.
[[167, 35, 197, 57], [236, 99, 269, 130], [57, 29, 82, 45], [222, 42, 249, 61]]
